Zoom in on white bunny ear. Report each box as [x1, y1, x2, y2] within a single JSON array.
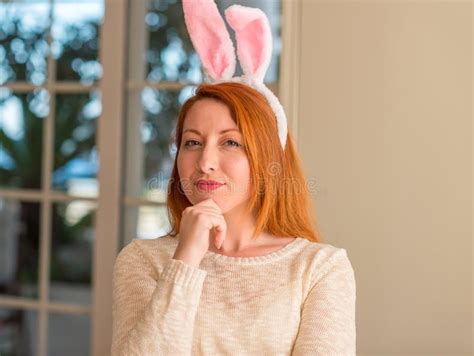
[[182, 0, 236, 81], [225, 5, 272, 82]]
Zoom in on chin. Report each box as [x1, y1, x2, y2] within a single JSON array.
[[188, 196, 238, 214]]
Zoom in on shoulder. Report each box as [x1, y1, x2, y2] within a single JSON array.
[[132, 234, 179, 258], [295, 238, 355, 285], [114, 235, 179, 275]]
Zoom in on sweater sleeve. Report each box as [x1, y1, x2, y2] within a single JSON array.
[[292, 248, 357, 356], [111, 240, 207, 356]]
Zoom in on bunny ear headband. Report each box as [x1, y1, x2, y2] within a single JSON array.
[[182, 0, 288, 150]]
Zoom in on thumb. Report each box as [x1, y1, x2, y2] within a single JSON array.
[[214, 225, 225, 249]]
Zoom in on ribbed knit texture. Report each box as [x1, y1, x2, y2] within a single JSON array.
[[111, 235, 356, 355]]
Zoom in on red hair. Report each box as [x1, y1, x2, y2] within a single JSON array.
[[166, 82, 320, 242]]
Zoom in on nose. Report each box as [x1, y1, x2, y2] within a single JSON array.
[[196, 143, 217, 172]]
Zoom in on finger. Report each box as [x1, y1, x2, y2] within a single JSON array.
[[190, 204, 221, 218], [184, 206, 219, 218], [193, 205, 223, 216], [215, 226, 226, 249], [203, 215, 226, 250], [198, 211, 225, 222], [212, 226, 222, 249], [199, 198, 223, 213], [211, 218, 227, 249], [186, 205, 223, 220], [201, 213, 226, 231]]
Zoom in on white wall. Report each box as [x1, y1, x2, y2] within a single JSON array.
[[296, 1, 472, 354]]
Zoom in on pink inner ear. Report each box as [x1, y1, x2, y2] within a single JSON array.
[[200, 23, 231, 78], [225, 5, 272, 81], [183, 0, 236, 80], [236, 20, 265, 74]]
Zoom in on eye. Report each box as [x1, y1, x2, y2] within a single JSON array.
[[225, 139, 241, 147], [183, 140, 200, 147], [183, 139, 242, 149]]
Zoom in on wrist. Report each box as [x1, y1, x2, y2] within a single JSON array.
[[172, 249, 201, 268]]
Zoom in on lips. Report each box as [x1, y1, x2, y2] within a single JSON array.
[[196, 179, 225, 185], [195, 179, 225, 192]]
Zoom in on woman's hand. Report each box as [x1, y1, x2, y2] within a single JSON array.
[[172, 198, 227, 267]]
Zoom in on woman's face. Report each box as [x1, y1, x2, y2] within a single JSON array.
[[177, 98, 252, 214]]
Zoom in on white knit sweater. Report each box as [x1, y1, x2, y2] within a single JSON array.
[[111, 235, 356, 355]]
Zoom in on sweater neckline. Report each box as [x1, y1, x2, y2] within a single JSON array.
[[203, 237, 305, 265]]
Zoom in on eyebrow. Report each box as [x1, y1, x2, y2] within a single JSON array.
[[182, 128, 240, 135]]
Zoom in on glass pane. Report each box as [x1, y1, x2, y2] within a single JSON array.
[[144, 0, 200, 83], [52, 0, 104, 83], [0, 88, 47, 190], [139, 0, 281, 83], [124, 87, 195, 201], [52, 92, 99, 196], [47, 312, 90, 356], [0, 1, 50, 85], [0, 199, 40, 300], [50, 201, 95, 306], [122, 205, 171, 246], [0, 307, 37, 356]]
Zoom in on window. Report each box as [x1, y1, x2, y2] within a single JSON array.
[[0, 1, 103, 355]]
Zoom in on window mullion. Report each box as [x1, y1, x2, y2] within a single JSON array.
[[37, 0, 56, 354], [280, 0, 302, 150], [92, 0, 128, 355]]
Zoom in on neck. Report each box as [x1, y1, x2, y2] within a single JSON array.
[[219, 212, 257, 252]]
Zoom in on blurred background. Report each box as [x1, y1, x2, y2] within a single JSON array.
[[0, 0, 472, 356]]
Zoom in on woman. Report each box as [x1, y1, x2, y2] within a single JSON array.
[[111, 82, 356, 355], [111, 1, 356, 354]]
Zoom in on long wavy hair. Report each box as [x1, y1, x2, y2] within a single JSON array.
[[165, 82, 320, 242]]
